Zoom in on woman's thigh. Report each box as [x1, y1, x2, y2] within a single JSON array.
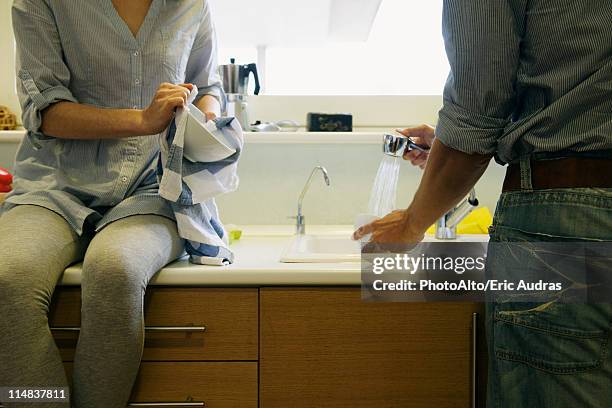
[[0, 205, 89, 308], [81, 214, 184, 293]]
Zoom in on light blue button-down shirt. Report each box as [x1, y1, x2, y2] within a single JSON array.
[[3, 0, 224, 234]]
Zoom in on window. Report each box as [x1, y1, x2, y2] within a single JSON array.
[[215, 0, 448, 95]]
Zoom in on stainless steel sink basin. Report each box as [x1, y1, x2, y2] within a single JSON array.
[[280, 235, 361, 263], [279, 234, 490, 264]]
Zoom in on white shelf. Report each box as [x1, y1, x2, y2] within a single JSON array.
[[0, 130, 25, 143], [1, 130, 386, 145], [245, 131, 383, 144]]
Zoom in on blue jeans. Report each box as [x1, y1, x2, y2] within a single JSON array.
[[485, 161, 612, 408]]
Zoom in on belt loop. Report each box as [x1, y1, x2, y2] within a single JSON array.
[[519, 156, 534, 192]]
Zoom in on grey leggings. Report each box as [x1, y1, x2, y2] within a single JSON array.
[[0, 205, 185, 408]]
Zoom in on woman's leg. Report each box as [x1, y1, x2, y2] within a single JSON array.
[[72, 215, 184, 408], [0, 205, 89, 408]]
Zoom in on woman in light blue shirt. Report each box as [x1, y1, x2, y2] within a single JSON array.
[[0, 1, 224, 407]]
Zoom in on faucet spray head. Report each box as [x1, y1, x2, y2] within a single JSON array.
[[383, 133, 407, 158], [383, 133, 430, 158]]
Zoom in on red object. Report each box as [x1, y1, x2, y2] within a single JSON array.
[[0, 167, 12, 192]]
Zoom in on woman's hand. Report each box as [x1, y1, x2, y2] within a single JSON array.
[[140, 83, 194, 134], [396, 124, 436, 169], [353, 210, 425, 245]]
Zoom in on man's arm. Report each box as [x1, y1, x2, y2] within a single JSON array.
[[405, 140, 492, 234], [354, 138, 491, 243], [355, 0, 524, 243]]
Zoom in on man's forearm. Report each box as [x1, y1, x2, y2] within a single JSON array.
[[405, 139, 492, 234], [41, 102, 147, 140]]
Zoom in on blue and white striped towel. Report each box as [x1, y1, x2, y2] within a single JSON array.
[[157, 87, 243, 265]]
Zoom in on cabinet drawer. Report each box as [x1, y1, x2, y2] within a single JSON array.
[[50, 288, 258, 361], [64, 362, 258, 408]]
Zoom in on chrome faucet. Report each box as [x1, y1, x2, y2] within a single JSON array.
[[295, 166, 331, 235], [435, 189, 479, 240]]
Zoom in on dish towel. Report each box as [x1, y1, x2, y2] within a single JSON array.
[[157, 87, 243, 265]]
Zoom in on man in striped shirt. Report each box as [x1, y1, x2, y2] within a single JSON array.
[[355, 1, 611, 406]]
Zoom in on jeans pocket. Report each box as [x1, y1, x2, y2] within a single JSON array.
[[493, 303, 609, 374]]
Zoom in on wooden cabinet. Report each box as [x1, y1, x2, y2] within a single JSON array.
[[50, 286, 485, 407], [49, 288, 258, 361], [64, 362, 258, 408], [260, 288, 485, 408]]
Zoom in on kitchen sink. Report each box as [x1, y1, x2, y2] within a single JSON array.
[[279, 234, 490, 264], [280, 235, 361, 263]]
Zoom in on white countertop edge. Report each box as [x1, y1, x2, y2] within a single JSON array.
[[61, 264, 363, 287]]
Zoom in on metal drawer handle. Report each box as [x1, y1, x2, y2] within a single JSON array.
[[128, 403, 205, 407], [50, 326, 206, 333]]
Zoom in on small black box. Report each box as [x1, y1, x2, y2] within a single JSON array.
[[306, 113, 353, 132]]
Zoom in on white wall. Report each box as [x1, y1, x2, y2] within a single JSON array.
[[0, 1, 19, 118]]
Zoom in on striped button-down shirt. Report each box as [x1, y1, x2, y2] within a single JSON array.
[[436, 0, 612, 164], [4, 0, 223, 234]]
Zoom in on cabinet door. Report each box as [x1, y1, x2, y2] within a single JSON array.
[[49, 288, 258, 361], [260, 288, 484, 408]]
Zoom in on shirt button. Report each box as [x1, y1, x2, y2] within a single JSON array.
[[135, 78, 141, 85], [132, 105, 138, 109], [133, 50, 140, 57], [121, 176, 128, 182]]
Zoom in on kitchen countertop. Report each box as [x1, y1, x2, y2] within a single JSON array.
[[59, 226, 489, 287]]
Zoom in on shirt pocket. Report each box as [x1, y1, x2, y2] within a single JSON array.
[[161, 28, 196, 83], [493, 303, 610, 374]]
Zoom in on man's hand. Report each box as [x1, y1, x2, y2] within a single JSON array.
[[396, 124, 436, 169], [140, 83, 194, 134], [353, 210, 425, 244]]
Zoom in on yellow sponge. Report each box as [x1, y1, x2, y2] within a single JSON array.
[[226, 225, 243, 245], [426, 207, 493, 235]]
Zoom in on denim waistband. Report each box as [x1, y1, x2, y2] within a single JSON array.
[[498, 188, 612, 209]]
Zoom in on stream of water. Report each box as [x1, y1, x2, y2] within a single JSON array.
[[367, 155, 401, 217]]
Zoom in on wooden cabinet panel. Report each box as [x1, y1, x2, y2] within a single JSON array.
[[260, 288, 484, 408], [64, 362, 258, 408], [50, 288, 258, 361]]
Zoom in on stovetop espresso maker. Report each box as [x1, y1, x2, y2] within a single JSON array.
[[219, 58, 261, 130]]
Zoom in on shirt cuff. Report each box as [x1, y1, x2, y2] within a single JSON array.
[[436, 99, 508, 156], [18, 70, 78, 147]]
